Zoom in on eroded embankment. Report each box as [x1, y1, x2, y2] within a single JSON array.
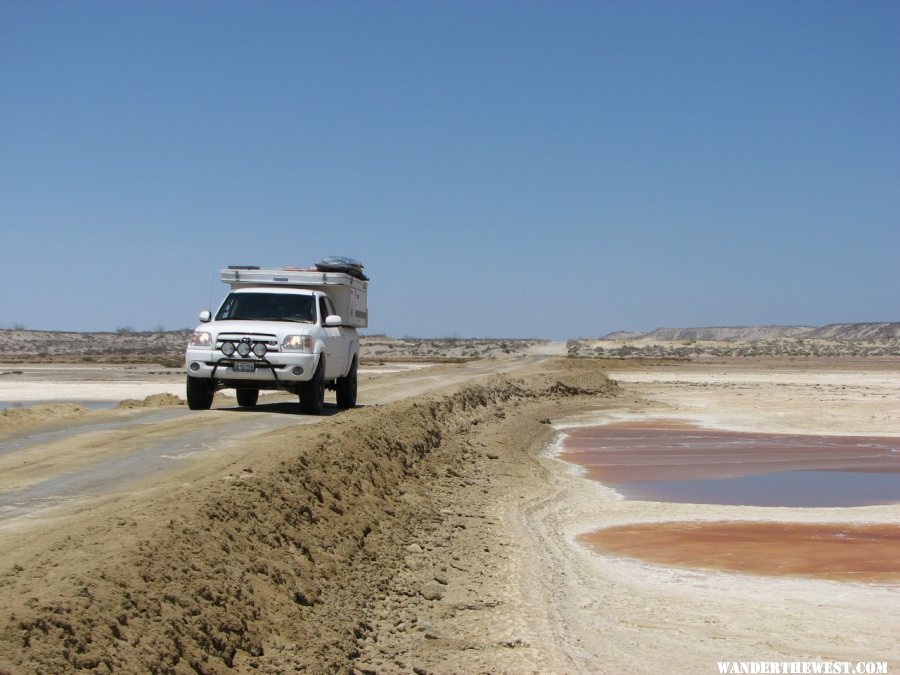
[[0, 360, 618, 673]]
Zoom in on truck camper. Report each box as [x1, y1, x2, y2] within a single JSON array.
[[184, 258, 367, 414]]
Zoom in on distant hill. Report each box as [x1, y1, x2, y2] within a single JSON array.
[[805, 323, 900, 341], [600, 322, 900, 342]]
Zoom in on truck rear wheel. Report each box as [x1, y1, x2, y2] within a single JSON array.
[[336, 357, 358, 409], [186, 376, 214, 410], [236, 388, 259, 407], [299, 358, 325, 415]]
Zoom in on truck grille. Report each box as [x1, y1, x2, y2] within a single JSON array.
[[216, 333, 280, 352]]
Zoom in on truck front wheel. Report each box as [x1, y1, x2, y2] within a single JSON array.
[[186, 376, 214, 411], [336, 357, 358, 409], [299, 358, 325, 415]]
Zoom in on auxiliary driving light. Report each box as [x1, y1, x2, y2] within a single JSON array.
[[237, 341, 252, 357], [252, 342, 267, 357], [292, 366, 304, 376], [221, 341, 236, 356], [189, 362, 201, 372]]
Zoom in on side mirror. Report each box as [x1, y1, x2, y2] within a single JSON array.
[[199, 310, 211, 323], [324, 315, 342, 327]]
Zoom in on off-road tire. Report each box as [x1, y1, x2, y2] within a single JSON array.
[[299, 358, 325, 415], [186, 376, 214, 411], [236, 388, 259, 407], [336, 356, 358, 409]]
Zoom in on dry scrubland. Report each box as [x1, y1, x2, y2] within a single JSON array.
[[0, 330, 547, 366], [360, 336, 547, 361], [4, 323, 897, 365], [0, 329, 191, 365]]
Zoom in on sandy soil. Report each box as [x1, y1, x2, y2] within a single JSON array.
[[0, 356, 897, 673], [597, 359, 900, 436]]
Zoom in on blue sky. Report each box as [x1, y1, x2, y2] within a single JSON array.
[[1, 1, 897, 339]]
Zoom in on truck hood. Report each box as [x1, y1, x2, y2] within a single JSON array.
[[196, 319, 315, 337]]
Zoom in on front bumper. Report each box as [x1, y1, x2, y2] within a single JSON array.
[[185, 348, 318, 383]]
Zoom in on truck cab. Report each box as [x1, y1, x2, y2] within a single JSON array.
[[185, 263, 367, 414]]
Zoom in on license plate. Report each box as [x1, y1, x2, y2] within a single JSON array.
[[233, 361, 255, 373]]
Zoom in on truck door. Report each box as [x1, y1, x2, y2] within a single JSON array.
[[319, 295, 349, 379]]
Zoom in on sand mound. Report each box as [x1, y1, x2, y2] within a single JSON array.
[[116, 392, 186, 408], [0, 361, 617, 673], [0, 403, 87, 431]]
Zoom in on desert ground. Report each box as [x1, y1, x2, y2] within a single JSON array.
[[0, 336, 897, 673]]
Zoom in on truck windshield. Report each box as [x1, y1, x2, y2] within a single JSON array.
[[216, 292, 315, 323]]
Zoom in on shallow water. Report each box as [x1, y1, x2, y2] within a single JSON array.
[[0, 400, 117, 410], [561, 422, 900, 507], [617, 470, 900, 508], [564, 421, 900, 580], [579, 522, 900, 581]]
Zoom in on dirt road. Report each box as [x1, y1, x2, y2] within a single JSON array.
[[0, 356, 555, 525]]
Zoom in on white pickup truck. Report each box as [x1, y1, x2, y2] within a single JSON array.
[[184, 262, 367, 414]]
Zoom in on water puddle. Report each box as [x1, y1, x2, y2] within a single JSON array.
[[560, 422, 900, 507], [578, 522, 900, 582], [0, 400, 117, 411], [561, 421, 900, 581]]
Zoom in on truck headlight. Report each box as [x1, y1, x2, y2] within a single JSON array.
[[189, 331, 212, 347], [283, 335, 313, 351]]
